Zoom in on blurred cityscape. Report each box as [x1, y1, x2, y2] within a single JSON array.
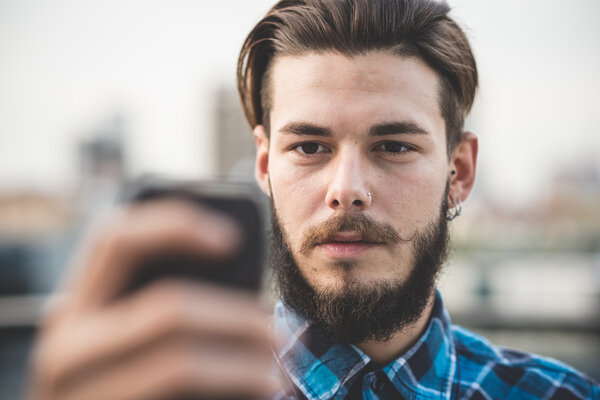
[[2, 1, 600, 397], [0, 87, 599, 399]]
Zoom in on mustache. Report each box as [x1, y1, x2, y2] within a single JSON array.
[[299, 213, 411, 253]]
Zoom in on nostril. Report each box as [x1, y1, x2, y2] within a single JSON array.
[[353, 199, 363, 206], [332, 199, 340, 206]]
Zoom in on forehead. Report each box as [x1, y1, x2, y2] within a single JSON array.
[[268, 51, 444, 136]]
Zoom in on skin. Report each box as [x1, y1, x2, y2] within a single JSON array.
[[254, 51, 477, 363]]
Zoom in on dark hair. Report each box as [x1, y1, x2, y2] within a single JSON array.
[[237, 0, 478, 153]]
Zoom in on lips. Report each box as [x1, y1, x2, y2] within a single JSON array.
[[316, 231, 383, 258], [319, 231, 383, 245]]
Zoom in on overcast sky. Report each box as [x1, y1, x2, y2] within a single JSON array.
[[1, 0, 599, 204]]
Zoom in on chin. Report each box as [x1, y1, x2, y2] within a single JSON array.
[[329, 255, 407, 280], [308, 261, 404, 294]]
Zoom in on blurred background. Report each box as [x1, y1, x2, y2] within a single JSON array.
[[0, 0, 599, 397]]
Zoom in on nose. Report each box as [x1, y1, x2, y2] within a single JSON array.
[[325, 150, 372, 211]]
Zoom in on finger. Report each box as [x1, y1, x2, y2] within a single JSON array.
[[56, 334, 281, 400], [34, 280, 278, 396], [69, 199, 243, 310]]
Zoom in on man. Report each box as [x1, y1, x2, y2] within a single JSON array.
[[29, 0, 599, 399]]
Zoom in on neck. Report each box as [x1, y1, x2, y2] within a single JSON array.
[[355, 291, 435, 365]]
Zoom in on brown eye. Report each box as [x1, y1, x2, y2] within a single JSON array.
[[375, 141, 414, 154], [294, 142, 328, 155], [300, 143, 319, 154], [383, 142, 407, 153]]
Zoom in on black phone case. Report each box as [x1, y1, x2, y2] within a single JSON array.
[[120, 178, 265, 295]]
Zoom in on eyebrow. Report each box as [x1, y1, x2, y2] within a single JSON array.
[[278, 121, 429, 137], [279, 122, 332, 137], [368, 122, 429, 136]]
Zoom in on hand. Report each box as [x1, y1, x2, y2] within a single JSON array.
[[28, 200, 281, 400]]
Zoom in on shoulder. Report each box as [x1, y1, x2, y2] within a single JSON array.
[[451, 325, 599, 399]]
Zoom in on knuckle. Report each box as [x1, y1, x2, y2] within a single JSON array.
[[166, 220, 198, 244], [146, 284, 193, 335], [32, 318, 85, 391], [94, 220, 129, 256]]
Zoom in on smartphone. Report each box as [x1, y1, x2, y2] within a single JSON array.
[[119, 177, 265, 295]]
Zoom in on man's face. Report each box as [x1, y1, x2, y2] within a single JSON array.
[[257, 51, 450, 293]]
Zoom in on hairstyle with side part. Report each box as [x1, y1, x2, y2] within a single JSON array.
[[237, 0, 478, 154]]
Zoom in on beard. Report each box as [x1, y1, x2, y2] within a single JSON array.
[[269, 186, 450, 344]]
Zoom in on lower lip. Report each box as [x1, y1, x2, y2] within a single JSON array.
[[317, 242, 379, 258]]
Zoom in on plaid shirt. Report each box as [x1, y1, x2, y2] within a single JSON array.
[[272, 290, 599, 399]]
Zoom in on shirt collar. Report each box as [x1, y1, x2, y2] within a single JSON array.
[[273, 290, 457, 400]]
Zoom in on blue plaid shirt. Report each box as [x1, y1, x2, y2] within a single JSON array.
[[272, 290, 599, 399]]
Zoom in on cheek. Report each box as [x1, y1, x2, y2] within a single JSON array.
[[380, 163, 446, 228], [269, 158, 324, 242]]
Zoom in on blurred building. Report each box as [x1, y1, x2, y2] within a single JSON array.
[[78, 113, 128, 220], [0, 112, 130, 399], [212, 86, 256, 180]]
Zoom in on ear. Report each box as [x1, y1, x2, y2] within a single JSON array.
[[253, 124, 271, 196], [449, 131, 478, 202]]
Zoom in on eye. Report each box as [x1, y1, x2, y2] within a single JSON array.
[[374, 141, 415, 154], [293, 142, 329, 155]]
